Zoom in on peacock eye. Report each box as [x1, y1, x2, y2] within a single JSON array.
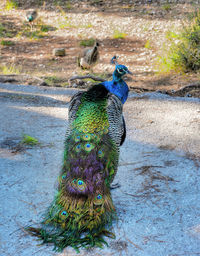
[[76, 179, 86, 191], [97, 194, 102, 200], [72, 179, 77, 184], [94, 193, 104, 205], [62, 174, 66, 179], [119, 68, 123, 72], [61, 210, 68, 216], [78, 180, 83, 185]]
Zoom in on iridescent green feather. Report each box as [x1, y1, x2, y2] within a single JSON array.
[[27, 85, 123, 252]]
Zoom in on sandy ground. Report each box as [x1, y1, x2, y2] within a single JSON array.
[[0, 83, 200, 256]]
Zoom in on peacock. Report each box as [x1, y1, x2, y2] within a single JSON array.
[[27, 62, 132, 252], [78, 40, 100, 70], [25, 9, 38, 31]]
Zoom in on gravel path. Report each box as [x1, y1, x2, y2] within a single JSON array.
[[0, 83, 200, 256]]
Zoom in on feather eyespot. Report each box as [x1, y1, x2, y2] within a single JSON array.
[[84, 143, 94, 152], [61, 210, 67, 216], [82, 134, 91, 141], [94, 194, 104, 205], [75, 144, 81, 153], [76, 179, 86, 192], [78, 180, 83, 185], [97, 194, 102, 200], [61, 174, 66, 179], [71, 179, 77, 188], [98, 150, 104, 158], [74, 135, 81, 142], [60, 210, 68, 219]]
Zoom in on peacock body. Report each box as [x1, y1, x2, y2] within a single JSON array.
[[26, 10, 38, 30], [26, 10, 37, 22], [78, 41, 100, 70], [27, 64, 131, 252]]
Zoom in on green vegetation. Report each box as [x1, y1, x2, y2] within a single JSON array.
[[5, 0, 18, 10], [0, 23, 12, 38], [58, 19, 91, 30], [157, 9, 200, 73], [66, 1, 72, 9], [162, 4, 171, 12], [113, 29, 127, 39], [21, 134, 39, 146], [0, 23, 14, 38], [144, 40, 152, 49], [79, 38, 95, 47], [0, 64, 20, 75], [40, 25, 49, 31], [0, 24, 5, 37], [1, 40, 14, 46], [91, 0, 102, 3], [44, 76, 61, 86], [58, 18, 76, 29], [40, 25, 52, 32], [56, 6, 73, 29], [82, 23, 93, 29], [165, 30, 179, 41], [60, 82, 69, 87], [24, 30, 45, 39]]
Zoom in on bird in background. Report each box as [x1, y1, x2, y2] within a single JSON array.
[[78, 40, 100, 70], [25, 9, 38, 31], [27, 58, 132, 252]]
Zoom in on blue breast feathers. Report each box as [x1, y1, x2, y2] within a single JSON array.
[[101, 80, 129, 104], [101, 64, 131, 104]]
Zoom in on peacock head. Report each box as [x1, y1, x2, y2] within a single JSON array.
[[95, 40, 100, 47], [113, 64, 132, 80]]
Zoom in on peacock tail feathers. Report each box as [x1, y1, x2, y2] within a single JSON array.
[[27, 83, 126, 252]]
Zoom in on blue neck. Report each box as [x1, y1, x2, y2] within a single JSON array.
[[112, 70, 123, 82], [101, 75, 129, 104]]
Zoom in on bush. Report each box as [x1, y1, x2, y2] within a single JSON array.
[[79, 38, 95, 47], [157, 9, 200, 73], [113, 29, 127, 39]]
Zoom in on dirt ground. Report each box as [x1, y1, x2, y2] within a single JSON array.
[[0, 0, 200, 96], [0, 2, 200, 255], [0, 82, 200, 256]]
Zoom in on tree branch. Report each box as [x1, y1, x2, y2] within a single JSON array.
[[68, 74, 106, 85]]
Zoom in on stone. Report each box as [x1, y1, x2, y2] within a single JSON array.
[[52, 48, 66, 57]]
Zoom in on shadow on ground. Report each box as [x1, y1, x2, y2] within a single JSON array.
[[0, 83, 199, 256]]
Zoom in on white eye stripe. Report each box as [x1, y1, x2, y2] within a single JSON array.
[[117, 68, 124, 74]]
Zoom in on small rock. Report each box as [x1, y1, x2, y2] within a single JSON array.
[[52, 48, 66, 57]]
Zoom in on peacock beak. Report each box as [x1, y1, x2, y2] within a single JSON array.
[[126, 69, 133, 75]]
